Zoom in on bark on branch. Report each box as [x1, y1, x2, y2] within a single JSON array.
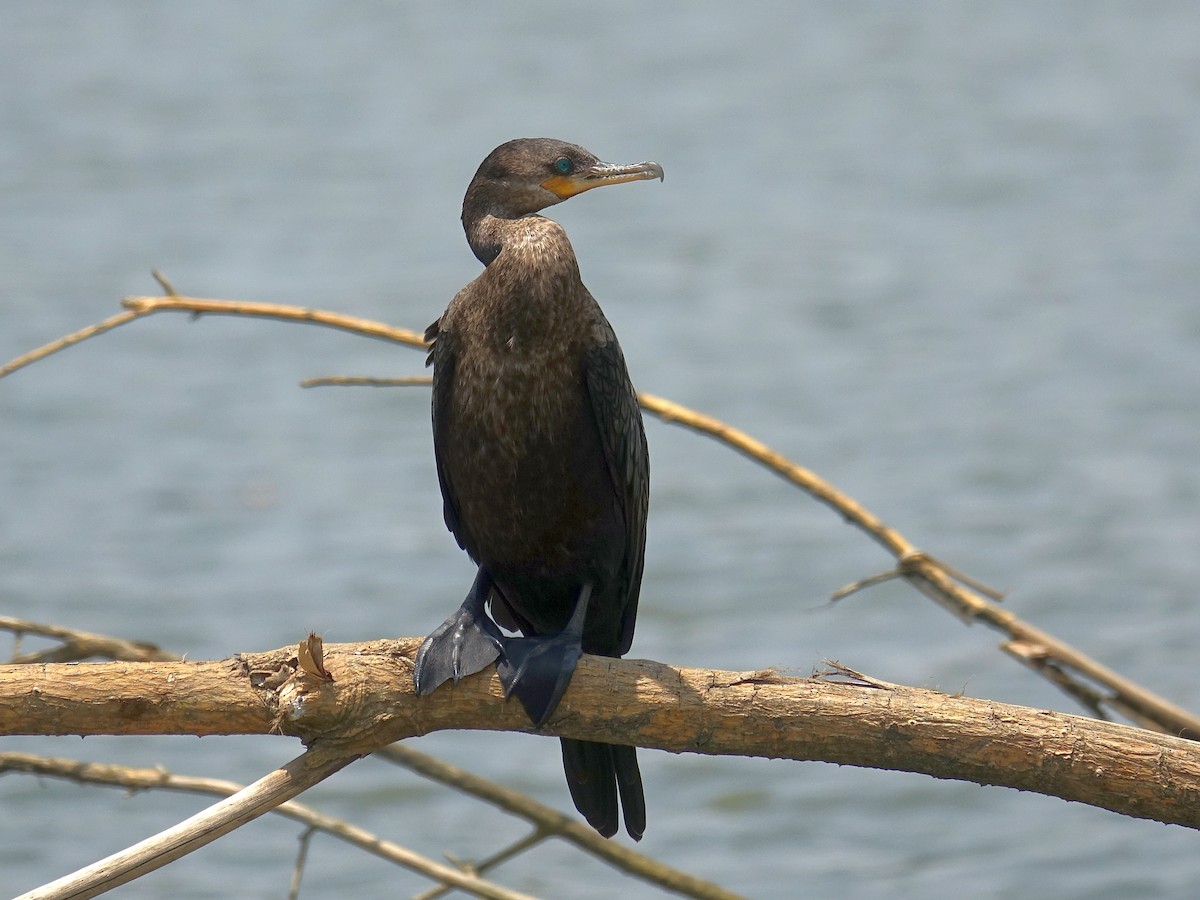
[[4, 638, 1199, 832]]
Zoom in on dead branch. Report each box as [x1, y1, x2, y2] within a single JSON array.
[[634, 393, 1200, 740], [4, 292, 1198, 739], [0, 747, 738, 900], [0, 616, 177, 664], [0, 294, 425, 380], [377, 745, 743, 900], [303, 375, 1200, 742], [0, 753, 540, 900], [16, 743, 364, 900], [3, 639, 1199, 833]]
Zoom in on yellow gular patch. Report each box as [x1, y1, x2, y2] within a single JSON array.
[[540, 174, 590, 198]]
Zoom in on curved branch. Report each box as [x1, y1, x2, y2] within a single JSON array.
[[3, 640, 1199, 832], [0, 293, 426, 380], [119, 295, 428, 348], [633, 393, 1200, 740]]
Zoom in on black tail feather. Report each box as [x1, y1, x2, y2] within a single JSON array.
[[560, 738, 645, 840], [611, 743, 646, 839]]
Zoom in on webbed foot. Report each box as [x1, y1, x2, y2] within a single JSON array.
[[414, 569, 504, 695], [497, 584, 591, 726]]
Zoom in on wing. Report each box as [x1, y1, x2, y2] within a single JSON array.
[[583, 324, 649, 656], [426, 318, 475, 556]]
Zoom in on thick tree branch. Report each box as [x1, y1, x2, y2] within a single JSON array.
[[5, 292, 1199, 739], [3, 639, 1199, 832]]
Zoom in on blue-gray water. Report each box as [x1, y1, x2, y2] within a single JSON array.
[[3, 3, 1200, 897]]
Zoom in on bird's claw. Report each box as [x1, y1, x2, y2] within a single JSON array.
[[496, 583, 592, 726], [497, 633, 583, 726], [413, 570, 503, 695]]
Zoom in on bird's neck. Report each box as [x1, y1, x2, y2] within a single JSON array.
[[466, 213, 581, 281], [463, 212, 508, 266], [461, 176, 565, 264], [461, 214, 588, 348]]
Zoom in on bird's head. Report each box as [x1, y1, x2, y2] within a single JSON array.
[[464, 138, 664, 221]]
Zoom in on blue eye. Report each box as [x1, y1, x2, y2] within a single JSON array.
[[553, 157, 573, 174]]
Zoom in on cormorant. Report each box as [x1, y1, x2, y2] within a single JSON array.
[[413, 138, 661, 840]]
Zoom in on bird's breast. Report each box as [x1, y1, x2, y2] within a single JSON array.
[[442, 338, 616, 572]]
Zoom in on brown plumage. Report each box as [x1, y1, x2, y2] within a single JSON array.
[[413, 138, 661, 839]]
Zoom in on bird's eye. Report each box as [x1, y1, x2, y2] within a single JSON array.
[[553, 157, 573, 174]]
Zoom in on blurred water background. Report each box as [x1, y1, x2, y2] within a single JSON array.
[[3, 3, 1200, 897]]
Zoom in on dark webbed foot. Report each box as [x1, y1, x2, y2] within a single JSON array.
[[497, 584, 591, 726], [414, 569, 504, 695]]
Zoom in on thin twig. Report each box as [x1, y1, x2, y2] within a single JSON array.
[[302, 375, 432, 388], [288, 827, 315, 900], [380, 745, 745, 900], [413, 830, 548, 900], [151, 269, 178, 296], [829, 569, 905, 602], [1003, 641, 1111, 721], [119, 295, 428, 347], [0, 294, 427, 382], [0, 309, 143, 379]]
